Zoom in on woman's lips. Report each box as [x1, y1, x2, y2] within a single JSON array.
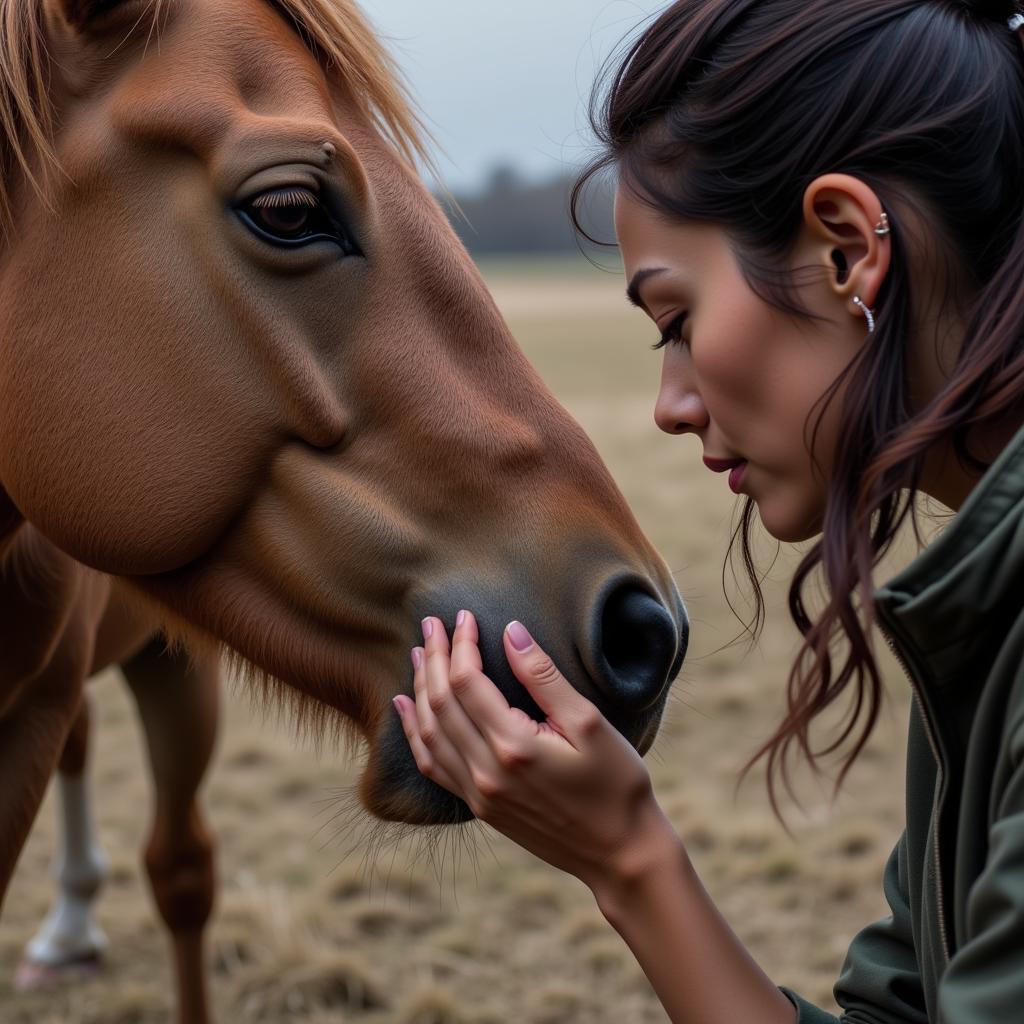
[[703, 456, 749, 494], [727, 462, 748, 494]]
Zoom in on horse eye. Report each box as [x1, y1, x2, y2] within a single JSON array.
[[258, 201, 313, 237], [237, 187, 358, 253]]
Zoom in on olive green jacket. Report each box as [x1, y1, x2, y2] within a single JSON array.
[[783, 424, 1024, 1024]]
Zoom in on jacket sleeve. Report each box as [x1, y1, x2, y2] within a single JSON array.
[[936, 729, 1024, 1022], [779, 831, 929, 1024]]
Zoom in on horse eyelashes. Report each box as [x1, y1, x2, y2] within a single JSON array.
[[250, 187, 319, 210]]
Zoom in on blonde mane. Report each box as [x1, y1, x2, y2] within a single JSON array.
[[0, 0, 431, 234]]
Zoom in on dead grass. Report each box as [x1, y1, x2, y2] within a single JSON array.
[[0, 257, 915, 1022]]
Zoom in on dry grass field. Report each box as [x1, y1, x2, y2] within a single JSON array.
[[1, 254, 916, 1023]]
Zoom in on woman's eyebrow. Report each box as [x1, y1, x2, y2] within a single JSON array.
[[626, 267, 668, 311]]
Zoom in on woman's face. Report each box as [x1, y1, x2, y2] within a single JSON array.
[[615, 185, 869, 543]]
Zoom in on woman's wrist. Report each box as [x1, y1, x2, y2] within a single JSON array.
[[589, 803, 692, 924]]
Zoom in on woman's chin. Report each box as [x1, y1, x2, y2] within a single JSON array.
[[752, 495, 823, 545]]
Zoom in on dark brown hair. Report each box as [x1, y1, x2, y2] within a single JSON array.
[[573, 0, 1024, 806]]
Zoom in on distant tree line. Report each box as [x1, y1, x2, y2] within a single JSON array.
[[438, 164, 616, 256]]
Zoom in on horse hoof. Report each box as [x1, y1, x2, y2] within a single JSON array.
[[13, 952, 103, 992]]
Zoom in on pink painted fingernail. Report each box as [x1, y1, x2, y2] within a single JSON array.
[[506, 621, 534, 652], [421, 618, 434, 641], [411, 648, 422, 670], [456, 610, 467, 628]]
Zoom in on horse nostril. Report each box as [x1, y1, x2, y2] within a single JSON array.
[[596, 585, 683, 711]]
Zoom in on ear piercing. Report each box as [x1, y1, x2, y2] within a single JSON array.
[[847, 212, 885, 333], [853, 296, 876, 334]]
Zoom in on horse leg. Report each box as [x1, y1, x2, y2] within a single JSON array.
[[0, 651, 94, 917], [0, 546, 103, 911], [121, 639, 219, 1024], [15, 694, 109, 991]]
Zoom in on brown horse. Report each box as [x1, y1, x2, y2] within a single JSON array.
[[0, 0, 687, 1020]]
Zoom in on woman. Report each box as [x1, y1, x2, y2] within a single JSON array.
[[392, 1, 1024, 1020]]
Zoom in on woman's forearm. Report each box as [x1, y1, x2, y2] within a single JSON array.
[[591, 807, 797, 1024]]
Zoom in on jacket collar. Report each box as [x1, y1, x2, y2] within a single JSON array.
[[875, 423, 1024, 688]]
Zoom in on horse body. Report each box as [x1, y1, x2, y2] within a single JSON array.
[[1, 0, 688, 1019]]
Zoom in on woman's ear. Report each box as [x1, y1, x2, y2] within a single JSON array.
[[801, 173, 891, 319]]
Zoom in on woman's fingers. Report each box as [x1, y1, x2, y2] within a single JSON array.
[[446, 611, 522, 746], [407, 636, 476, 796], [403, 614, 517, 809], [422, 615, 500, 772], [398, 612, 603, 806], [503, 621, 605, 747], [395, 612, 662, 886], [449, 609, 484, 674], [393, 692, 461, 794]]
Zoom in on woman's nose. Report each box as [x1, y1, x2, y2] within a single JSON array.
[[654, 379, 709, 436]]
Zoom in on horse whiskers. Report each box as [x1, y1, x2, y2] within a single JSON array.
[[321, 811, 487, 909], [666, 687, 715, 721], [315, 800, 366, 852], [474, 821, 504, 871]]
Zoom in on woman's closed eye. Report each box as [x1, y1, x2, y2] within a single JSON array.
[[652, 312, 688, 351]]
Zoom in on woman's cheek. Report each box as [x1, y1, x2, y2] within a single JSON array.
[[696, 304, 772, 408], [696, 344, 769, 434]]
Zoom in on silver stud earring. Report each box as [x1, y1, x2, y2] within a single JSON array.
[[874, 212, 891, 237], [853, 296, 876, 334]]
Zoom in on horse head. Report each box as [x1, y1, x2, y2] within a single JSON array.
[[0, 0, 688, 824]]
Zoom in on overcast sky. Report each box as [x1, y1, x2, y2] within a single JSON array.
[[356, 1, 666, 192]]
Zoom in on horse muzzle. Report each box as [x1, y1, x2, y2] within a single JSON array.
[[362, 572, 688, 825]]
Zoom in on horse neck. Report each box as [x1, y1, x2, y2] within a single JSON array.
[[0, 485, 24, 562]]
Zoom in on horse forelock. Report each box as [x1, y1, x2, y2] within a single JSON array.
[[0, 0, 430, 237], [0, 0, 57, 235]]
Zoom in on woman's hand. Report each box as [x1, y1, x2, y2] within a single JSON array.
[[392, 610, 675, 893], [394, 613, 798, 1024]]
